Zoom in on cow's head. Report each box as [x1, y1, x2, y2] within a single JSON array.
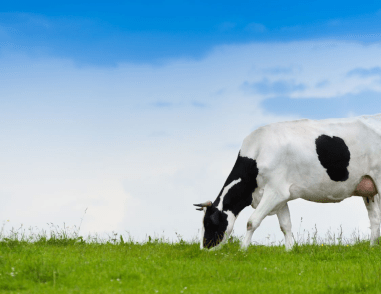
[[194, 201, 236, 249], [194, 153, 257, 249]]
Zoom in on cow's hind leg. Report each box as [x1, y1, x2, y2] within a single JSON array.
[[363, 194, 381, 246], [277, 203, 294, 251], [241, 184, 290, 250]]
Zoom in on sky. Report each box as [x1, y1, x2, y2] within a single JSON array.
[[1, 1, 381, 244]]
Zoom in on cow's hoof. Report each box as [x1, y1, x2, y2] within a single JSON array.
[[239, 244, 249, 251]]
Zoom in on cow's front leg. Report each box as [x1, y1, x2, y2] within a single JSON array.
[[241, 184, 290, 250], [363, 194, 381, 246], [277, 203, 293, 251]]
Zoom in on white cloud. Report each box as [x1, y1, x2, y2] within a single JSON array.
[[1, 40, 381, 243]]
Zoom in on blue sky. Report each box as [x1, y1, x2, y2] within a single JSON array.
[[1, 2, 381, 242], [2, 1, 381, 65]]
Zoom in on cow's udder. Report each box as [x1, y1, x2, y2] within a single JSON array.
[[353, 176, 378, 198]]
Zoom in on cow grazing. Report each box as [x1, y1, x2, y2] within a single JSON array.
[[194, 114, 381, 250]]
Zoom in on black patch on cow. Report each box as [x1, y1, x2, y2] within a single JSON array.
[[315, 134, 350, 182], [203, 151, 259, 248], [213, 152, 259, 216]]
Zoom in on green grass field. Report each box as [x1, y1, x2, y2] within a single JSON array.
[[1, 227, 381, 294]]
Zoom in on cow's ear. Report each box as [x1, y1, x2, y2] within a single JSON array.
[[210, 211, 220, 225]]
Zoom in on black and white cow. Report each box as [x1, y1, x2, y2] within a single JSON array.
[[194, 114, 381, 250]]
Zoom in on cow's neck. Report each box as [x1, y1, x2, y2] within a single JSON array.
[[213, 152, 259, 217]]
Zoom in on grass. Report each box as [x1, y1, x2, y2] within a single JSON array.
[[0, 225, 381, 293]]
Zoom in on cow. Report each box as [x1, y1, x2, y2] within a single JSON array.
[[194, 114, 381, 250]]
